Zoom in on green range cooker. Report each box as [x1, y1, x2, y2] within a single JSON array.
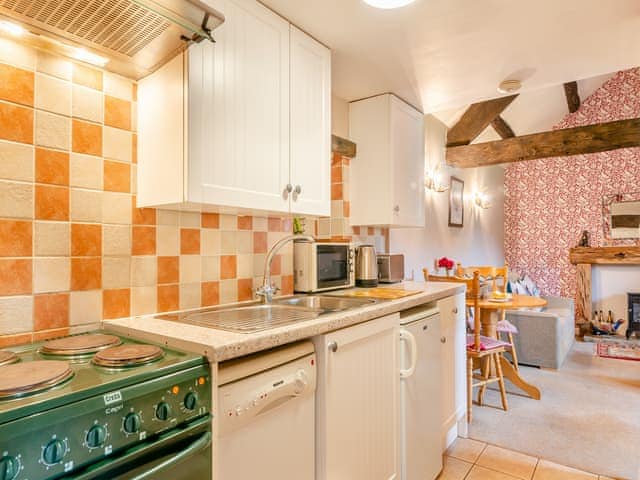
[[0, 332, 212, 480]]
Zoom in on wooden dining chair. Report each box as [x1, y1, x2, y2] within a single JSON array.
[[456, 263, 520, 371], [423, 268, 509, 423]]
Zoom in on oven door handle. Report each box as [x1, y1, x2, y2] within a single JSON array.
[[129, 431, 211, 480]]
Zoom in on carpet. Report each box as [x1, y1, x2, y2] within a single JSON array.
[[468, 342, 640, 479], [596, 340, 640, 361]]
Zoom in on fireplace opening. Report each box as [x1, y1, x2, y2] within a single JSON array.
[[627, 293, 640, 339]]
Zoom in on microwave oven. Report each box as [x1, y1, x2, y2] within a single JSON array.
[[293, 241, 355, 292]]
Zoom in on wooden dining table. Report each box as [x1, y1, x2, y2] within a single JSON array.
[[466, 294, 547, 400]]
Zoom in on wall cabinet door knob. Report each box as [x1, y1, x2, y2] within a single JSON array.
[[294, 185, 302, 195], [393, 205, 400, 212], [452, 307, 458, 314], [285, 184, 293, 193], [440, 336, 447, 344], [328, 341, 338, 353]]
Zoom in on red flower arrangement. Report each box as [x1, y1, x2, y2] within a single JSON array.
[[437, 257, 455, 270]]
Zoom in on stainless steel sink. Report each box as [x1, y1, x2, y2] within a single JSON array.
[[164, 304, 322, 333], [272, 295, 377, 311], [158, 294, 379, 333]]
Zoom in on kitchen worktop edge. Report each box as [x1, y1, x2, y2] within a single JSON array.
[[104, 282, 464, 363]]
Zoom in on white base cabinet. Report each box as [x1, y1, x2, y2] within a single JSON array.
[[313, 314, 400, 480], [137, 0, 331, 216], [437, 293, 467, 448]]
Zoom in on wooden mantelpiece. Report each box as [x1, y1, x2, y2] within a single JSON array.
[[569, 246, 640, 324], [569, 246, 640, 265]]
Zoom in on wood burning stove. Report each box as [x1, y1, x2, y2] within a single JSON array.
[[627, 293, 640, 339]]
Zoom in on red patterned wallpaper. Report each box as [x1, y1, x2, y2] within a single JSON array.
[[504, 68, 640, 299]]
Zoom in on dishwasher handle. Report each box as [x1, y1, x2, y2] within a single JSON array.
[[219, 369, 312, 434]]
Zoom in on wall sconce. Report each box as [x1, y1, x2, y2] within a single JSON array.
[[474, 190, 491, 209], [425, 164, 449, 193]]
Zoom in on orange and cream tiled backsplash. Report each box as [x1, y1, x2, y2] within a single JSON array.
[[0, 38, 299, 347]]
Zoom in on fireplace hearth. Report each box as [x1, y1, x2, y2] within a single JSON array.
[[627, 293, 640, 339]]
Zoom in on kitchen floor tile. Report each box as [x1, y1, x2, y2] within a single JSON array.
[[446, 438, 487, 463], [532, 460, 598, 480], [476, 444, 538, 480], [439, 456, 473, 480], [466, 465, 521, 480]]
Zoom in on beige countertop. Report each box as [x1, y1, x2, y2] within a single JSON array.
[[104, 281, 464, 363]]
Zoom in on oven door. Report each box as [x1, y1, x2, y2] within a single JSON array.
[[316, 244, 352, 290], [67, 416, 211, 480]]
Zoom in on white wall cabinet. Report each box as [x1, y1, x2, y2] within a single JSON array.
[[289, 25, 331, 216], [313, 314, 399, 480], [348, 94, 425, 227], [137, 0, 331, 216], [438, 292, 467, 448]]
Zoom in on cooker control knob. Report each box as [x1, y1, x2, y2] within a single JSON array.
[[184, 392, 198, 411], [0, 456, 19, 480], [42, 439, 66, 465], [155, 402, 172, 421], [123, 413, 141, 434], [85, 425, 107, 448]]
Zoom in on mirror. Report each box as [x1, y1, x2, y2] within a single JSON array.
[[603, 192, 640, 239]]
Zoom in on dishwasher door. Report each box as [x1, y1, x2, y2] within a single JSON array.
[[217, 347, 316, 480]]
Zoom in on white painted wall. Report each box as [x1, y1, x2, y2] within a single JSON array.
[[390, 115, 505, 281], [592, 266, 640, 329], [331, 95, 349, 137]]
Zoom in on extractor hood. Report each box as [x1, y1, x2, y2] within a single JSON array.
[[0, 0, 224, 80]]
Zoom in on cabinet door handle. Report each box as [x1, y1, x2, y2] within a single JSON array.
[[393, 205, 400, 213], [452, 307, 458, 314], [328, 341, 338, 353], [294, 185, 302, 195], [440, 336, 447, 344], [399, 330, 418, 379], [285, 184, 293, 193]]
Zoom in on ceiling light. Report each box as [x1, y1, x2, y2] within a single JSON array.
[[497, 79, 521, 94], [363, 0, 416, 9], [73, 48, 109, 67], [0, 20, 25, 37]]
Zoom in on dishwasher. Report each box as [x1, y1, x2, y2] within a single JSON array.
[[217, 340, 317, 480]]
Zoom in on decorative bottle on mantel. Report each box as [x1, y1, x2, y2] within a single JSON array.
[[598, 310, 604, 323], [607, 310, 613, 324]]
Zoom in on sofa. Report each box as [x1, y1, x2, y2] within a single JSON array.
[[505, 296, 575, 369]]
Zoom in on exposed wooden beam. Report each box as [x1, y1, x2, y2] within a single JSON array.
[[446, 117, 640, 168], [490, 115, 515, 139], [331, 134, 356, 158], [563, 81, 581, 113], [446, 94, 518, 147]]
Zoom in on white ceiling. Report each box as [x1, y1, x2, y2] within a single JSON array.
[[435, 71, 616, 142], [261, 0, 640, 113]]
